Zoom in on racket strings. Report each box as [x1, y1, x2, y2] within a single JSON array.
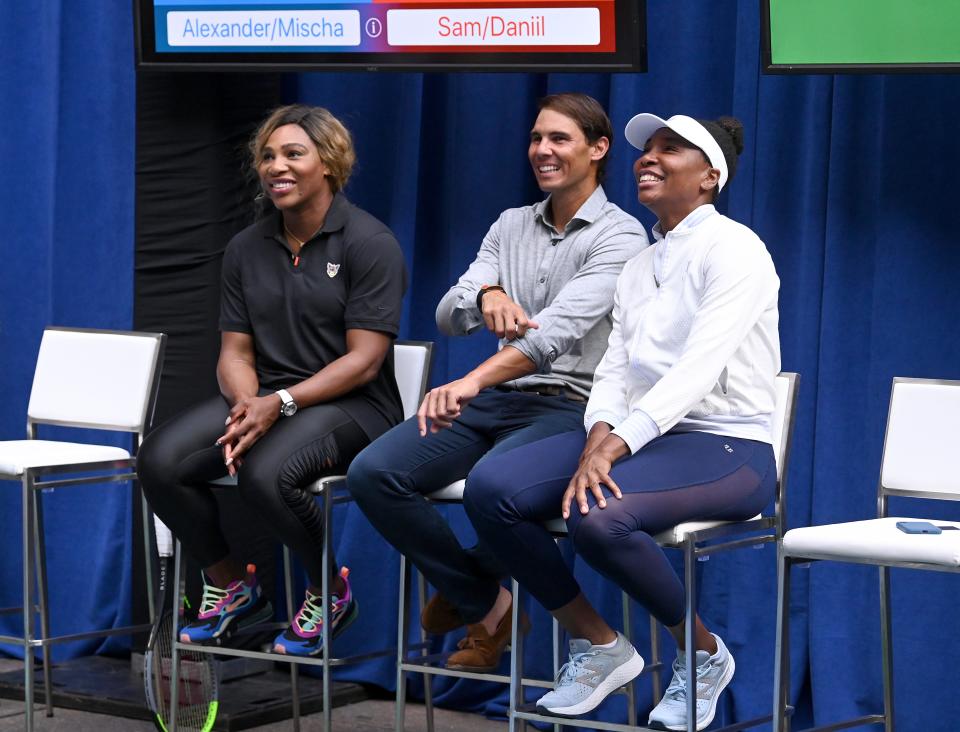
[[148, 613, 218, 730]]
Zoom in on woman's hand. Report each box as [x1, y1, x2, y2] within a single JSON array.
[[562, 434, 629, 519], [579, 422, 612, 465], [417, 376, 482, 435], [216, 394, 281, 471]]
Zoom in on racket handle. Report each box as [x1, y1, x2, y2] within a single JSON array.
[[154, 515, 174, 558]]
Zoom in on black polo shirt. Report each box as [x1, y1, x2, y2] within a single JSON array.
[[219, 193, 408, 440]]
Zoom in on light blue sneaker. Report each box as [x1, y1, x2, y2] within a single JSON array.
[[648, 633, 735, 731], [536, 632, 644, 717]]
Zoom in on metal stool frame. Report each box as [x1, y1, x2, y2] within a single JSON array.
[[512, 372, 800, 732], [0, 327, 166, 731], [773, 377, 960, 732], [166, 341, 433, 732]]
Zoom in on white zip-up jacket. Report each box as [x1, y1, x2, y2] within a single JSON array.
[[584, 205, 781, 453]]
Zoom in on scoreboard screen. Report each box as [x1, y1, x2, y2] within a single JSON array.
[[763, 0, 960, 73], [135, 0, 646, 71]]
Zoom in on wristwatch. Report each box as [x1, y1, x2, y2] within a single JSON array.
[[276, 389, 298, 417]]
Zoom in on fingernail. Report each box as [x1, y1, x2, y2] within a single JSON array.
[[600, 500, 606, 508], [225, 417, 231, 425], [225, 458, 233, 466], [214, 440, 222, 447]]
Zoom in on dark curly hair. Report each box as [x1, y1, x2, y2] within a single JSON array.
[[696, 116, 745, 189]]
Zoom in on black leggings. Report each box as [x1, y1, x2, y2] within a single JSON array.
[[465, 430, 776, 627], [138, 394, 369, 587]]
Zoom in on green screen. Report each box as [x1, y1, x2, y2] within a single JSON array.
[[769, 0, 960, 66]]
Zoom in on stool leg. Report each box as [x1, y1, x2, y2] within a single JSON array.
[[683, 540, 696, 732], [22, 475, 36, 731], [321, 491, 332, 732], [552, 615, 562, 732], [283, 544, 301, 732], [31, 490, 54, 717], [879, 565, 894, 732], [395, 554, 409, 732], [650, 615, 662, 706], [622, 591, 636, 726], [169, 542, 183, 732], [773, 553, 792, 732], [508, 579, 522, 732], [140, 496, 157, 622], [416, 571, 435, 732]]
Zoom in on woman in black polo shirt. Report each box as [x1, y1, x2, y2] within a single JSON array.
[[138, 104, 408, 657]]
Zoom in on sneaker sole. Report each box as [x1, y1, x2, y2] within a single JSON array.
[[648, 652, 736, 732], [537, 649, 645, 718], [181, 598, 275, 646], [273, 599, 361, 658], [207, 600, 275, 646]]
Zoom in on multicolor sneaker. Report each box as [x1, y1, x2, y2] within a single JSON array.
[[648, 633, 735, 731], [272, 566, 359, 657], [179, 564, 274, 645], [536, 632, 644, 717]]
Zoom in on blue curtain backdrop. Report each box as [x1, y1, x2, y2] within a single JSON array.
[[2, 1, 960, 730], [0, 1, 137, 659]]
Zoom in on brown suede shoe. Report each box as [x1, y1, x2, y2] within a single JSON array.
[[445, 599, 531, 672], [421, 592, 466, 635]]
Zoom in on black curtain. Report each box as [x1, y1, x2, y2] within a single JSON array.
[[133, 71, 284, 613]]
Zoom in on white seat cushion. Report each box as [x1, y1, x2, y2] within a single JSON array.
[[209, 474, 346, 495], [653, 515, 763, 544], [426, 479, 466, 502], [783, 517, 960, 568], [543, 515, 762, 542], [0, 440, 131, 477]]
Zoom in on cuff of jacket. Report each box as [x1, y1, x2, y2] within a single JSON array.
[[611, 409, 660, 454], [584, 409, 624, 434]]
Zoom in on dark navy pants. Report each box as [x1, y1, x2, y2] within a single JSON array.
[[346, 388, 586, 623], [464, 430, 776, 626]]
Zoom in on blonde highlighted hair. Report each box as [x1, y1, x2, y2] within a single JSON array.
[[250, 104, 355, 193]]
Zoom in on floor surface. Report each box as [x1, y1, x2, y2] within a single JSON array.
[[0, 658, 505, 731]]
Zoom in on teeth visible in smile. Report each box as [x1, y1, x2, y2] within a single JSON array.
[[539, 165, 560, 173], [271, 181, 294, 190], [638, 174, 661, 183]]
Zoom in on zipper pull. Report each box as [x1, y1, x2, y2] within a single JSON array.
[[292, 254, 300, 267]]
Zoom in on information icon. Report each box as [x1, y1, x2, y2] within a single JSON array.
[[365, 17, 382, 38]]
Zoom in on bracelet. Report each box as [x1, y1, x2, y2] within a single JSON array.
[[476, 285, 506, 312]]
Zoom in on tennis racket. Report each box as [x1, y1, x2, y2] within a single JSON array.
[[143, 516, 219, 732]]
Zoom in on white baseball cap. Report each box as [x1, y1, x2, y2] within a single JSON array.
[[624, 114, 729, 192]]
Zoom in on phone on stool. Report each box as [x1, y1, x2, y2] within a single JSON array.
[[896, 521, 946, 534]]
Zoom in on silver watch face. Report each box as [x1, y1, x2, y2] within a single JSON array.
[[281, 401, 298, 417]]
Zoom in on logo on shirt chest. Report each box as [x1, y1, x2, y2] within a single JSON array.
[[326, 262, 341, 278]]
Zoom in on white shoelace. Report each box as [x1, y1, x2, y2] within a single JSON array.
[[555, 649, 599, 685], [294, 591, 325, 633], [198, 583, 230, 616], [664, 657, 710, 700]]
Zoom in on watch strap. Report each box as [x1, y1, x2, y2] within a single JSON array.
[[476, 284, 506, 312], [276, 389, 296, 415]]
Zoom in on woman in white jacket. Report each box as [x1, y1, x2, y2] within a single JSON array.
[[463, 114, 780, 731]]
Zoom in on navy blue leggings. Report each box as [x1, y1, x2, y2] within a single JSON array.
[[464, 430, 776, 626]]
